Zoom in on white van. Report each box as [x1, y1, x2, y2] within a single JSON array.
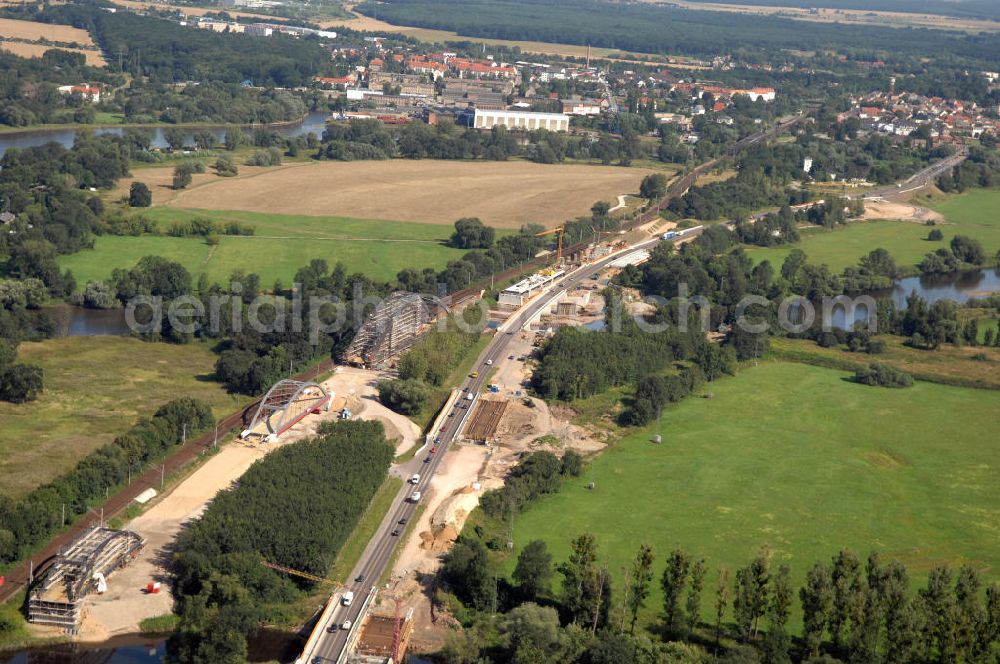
[[410, 491, 422, 503], [342, 591, 354, 606], [410, 473, 420, 484]]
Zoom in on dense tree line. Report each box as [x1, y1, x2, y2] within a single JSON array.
[[0, 134, 138, 295], [0, 3, 314, 128], [936, 147, 1000, 195], [378, 313, 483, 415], [31, 3, 327, 87], [440, 525, 1000, 664], [317, 117, 649, 166], [530, 293, 731, 401], [919, 235, 989, 275], [169, 420, 393, 662], [531, 316, 682, 401], [0, 49, 119, 127], [703, 0, 1000, 21], [478, 450, 583, 522], [357, 0, 1000, 66], [0, 279, 51, 403], [0, 398, 212, 565]]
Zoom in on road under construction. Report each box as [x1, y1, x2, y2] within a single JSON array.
[[300, 231, 665, 664]]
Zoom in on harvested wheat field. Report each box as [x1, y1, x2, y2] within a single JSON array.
[[1, 40, 106, 65], [0, 16, 95, 43], [163, 160, 652, 228]]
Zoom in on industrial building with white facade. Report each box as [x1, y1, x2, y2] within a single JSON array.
[[472, 108, 570, 132]]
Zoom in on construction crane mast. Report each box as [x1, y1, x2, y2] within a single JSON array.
[[534, 225, 565, 264]]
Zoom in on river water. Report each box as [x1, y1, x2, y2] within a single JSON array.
[[0, 111, 330, 158], [584, 267, 1000, 331], [0, 629, 302, 663]]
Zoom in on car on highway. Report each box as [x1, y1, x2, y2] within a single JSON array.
[[485, 359, 493, 365], [410, 473, 420, 484], [398, 517, 408, 525], [355, 574, 365, 583], [448, 412, 454, 417], [391, 528, 400, 536], [327, 623, 338, 633], [470, 371, 478, 378], [423, 456, 431, 463], [430, 446, 437, 453], [434, 436, 441, 444], [509, 355, 515, 360], [342, 620, 352, 630]]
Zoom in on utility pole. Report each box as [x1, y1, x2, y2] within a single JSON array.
[[213, 422, 219, 448], [62, 503, 65, 527], [182, 422, 187, 445], [160, 464, 165, 490]]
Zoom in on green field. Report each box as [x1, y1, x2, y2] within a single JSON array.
[[508, 361, 1000, 627], [746, 189, 1000, 273], [59, 208, 476, 286], [0, 336, 247, 498]]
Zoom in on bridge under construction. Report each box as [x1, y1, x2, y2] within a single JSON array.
[[241, 379, 332, 442], [28, 527, 144, 632], [342, 292, 446, 368]]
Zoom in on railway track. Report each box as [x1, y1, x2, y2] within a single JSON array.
[[0, 359, 335, 606]]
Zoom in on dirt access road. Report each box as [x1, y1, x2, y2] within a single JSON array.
[[70, 367, 418, 641]]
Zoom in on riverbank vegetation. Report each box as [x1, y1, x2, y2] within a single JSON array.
[[168, 420, 393, 662]]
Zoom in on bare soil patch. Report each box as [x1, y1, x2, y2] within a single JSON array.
[[161, 160, 652, 228], [862, 199, 943, 224]]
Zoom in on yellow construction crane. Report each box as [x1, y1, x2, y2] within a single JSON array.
[[261, 559, 336, 585], [535, 225, 565, 264]]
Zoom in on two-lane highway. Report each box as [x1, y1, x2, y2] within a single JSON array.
[[304, 238, 664, 664]]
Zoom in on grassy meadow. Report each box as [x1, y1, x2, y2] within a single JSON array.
[[0, 336, 247, 498], [58, 208, 473, 286], [745, 189, 1000, 273], [507, 361, 1000, 628]]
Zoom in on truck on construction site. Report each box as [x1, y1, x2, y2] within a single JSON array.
[[663, 226, 704, 241]]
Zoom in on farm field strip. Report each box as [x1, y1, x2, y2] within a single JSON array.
[[157, 160, 652, 228], [0, 16, 95, 43]]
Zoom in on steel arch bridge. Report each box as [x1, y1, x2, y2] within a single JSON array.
[[342, 291, 447, 368], [241, 379, 331, 442]]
